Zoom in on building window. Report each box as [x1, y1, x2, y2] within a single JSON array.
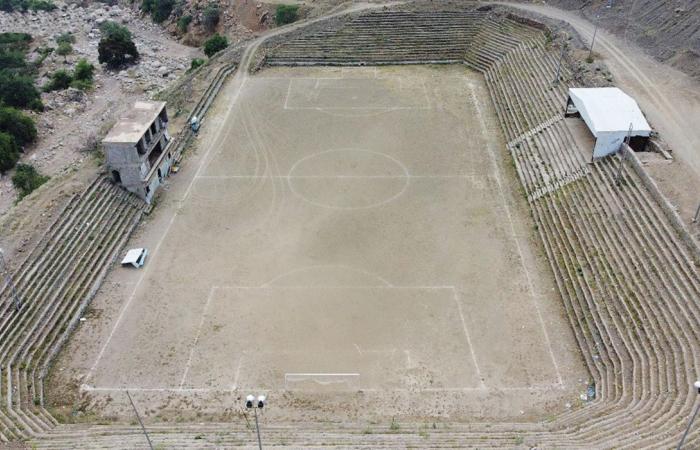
[[112, 170, 121, 184], [150, 121, 157, 135]]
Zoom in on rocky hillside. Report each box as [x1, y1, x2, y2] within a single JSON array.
[[528, 0, 700, 80]]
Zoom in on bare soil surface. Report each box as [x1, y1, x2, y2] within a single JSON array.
[[49, 65, 587, 426]]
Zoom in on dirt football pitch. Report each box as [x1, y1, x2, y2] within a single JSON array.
[[52, 65, 587, 424]]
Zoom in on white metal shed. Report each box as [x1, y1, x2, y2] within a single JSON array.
[[566, 87, 652, 158]]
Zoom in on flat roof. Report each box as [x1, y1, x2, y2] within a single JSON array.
[[103, 101, 166, 144], [568, 87, 651, 136]]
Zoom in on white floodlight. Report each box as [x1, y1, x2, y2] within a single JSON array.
[[245, 394, 255, 409], [257, 395, 266, 409]]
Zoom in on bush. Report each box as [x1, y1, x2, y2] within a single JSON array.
[[203, 34, 227, 57], [98, 21, 139, 69], [55, 32, 75, 45], [0, 49, 27, 70], [275, 4, 298, 26], [73, 58, 94, 81], [202, 4, 220, 31], [0, 106, 36, 146], [28, 0, 55, 10], [0, 70, 42, 110], [142, 0, 174, 23], [43, 69, 72, 92], [0, 32, 32, 49], [190, 58, 204, 71], [177, 15, 192, 33], [0, 132, 20, 173], [56, 41, 72, 60], [12, 163, 49, 199]]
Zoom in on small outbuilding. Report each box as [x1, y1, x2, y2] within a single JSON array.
[[565, 87, 652, 158], [103, 101, 172, 203]]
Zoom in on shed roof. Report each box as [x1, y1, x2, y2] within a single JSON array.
[[568, 87, 651, 136], [103, 101, 166, 144]]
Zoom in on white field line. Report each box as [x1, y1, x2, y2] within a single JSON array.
[[80, 384, 565, 393], [195, 175, 477, 179], [179, 286, 218, 389], [469, 86, 564, 387], [451, 287, 485, 388]]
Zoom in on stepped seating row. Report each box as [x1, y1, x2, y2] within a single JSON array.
[[266, 10, 487, 65], [0, 177, 144, 442], [481, 29, 700, 448], [19, 8, 700, 448]]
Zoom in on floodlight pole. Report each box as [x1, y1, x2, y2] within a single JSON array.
[[677, 381, 700, 450], [693, 202, 700, 224], [0, 249, 21, 312], [588, 16, 600, 61], [126, 390, 154, 450], [253, 405, 263, 450]]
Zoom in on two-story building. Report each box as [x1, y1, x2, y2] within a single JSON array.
[[103, 101, 173, 203]]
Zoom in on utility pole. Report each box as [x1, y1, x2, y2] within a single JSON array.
[[588, 16, 600, 61], [554, 37, 566, 84], [126, 390, 153, 450], [0, 249, 21, 312]]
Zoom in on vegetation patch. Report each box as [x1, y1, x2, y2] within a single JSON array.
[[275, 4, 299, 26], [203, 34, 227, 57], [12, 163, 49, 199], [98, 21, 139, 69]]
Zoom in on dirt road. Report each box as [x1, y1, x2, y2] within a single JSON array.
[[495, 2, 700, 181]]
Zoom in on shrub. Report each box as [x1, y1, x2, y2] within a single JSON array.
[[28, 0, 55, 11], [98, 21, 139, 69], [177, 15, 192, 33], [275, 4, 298, 26], [55, 32, 75, 45], [202, 4, 220, 31], [12, 163, 49, 199], [0, 70, 42, 110], [0, 49, 27, 70], [189, 58, 204, 70], [56, 41, 72, 61], [73, 58, 94, 81], [203, 34, 227, 57], [43, 69, 72, 92], [0, 106, 36, 146], [0, 32, 32, 49], [153, 0, 174, 22], [0, 132, 20, 173]]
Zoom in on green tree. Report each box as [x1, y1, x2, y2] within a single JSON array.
[[12, 163, 49, 198], [202, 4, 220, 31], [203, 34, 227, 57], [0, 131, 20, 173], [0, 106, 36, 146], [43, 69, 72, 92], [275, 4, 298, 26], [0, 70, 42, 110], [98, 21, 139, 69]]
